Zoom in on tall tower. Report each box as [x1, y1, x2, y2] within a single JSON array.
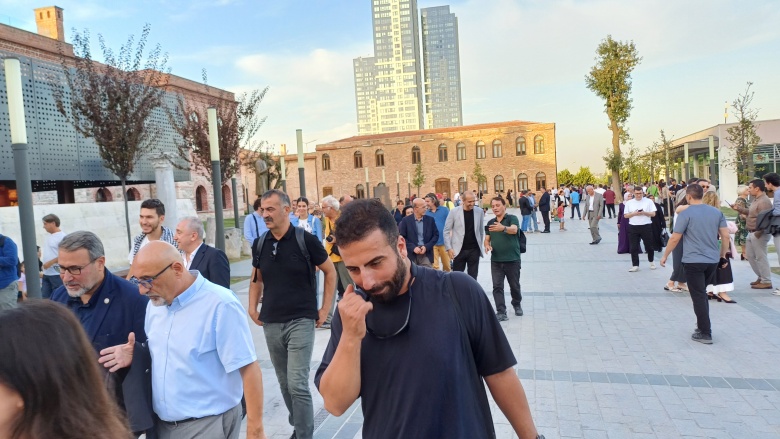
[[34, 6, 65, 42], [354, 0, 424, 135], [421, 6, 463, 129]]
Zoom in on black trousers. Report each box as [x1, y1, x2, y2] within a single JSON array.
[[606, 203, 616, 218], [570, 203, 581, 218], [683, 263, 717, 335], [540, 210, 550, 232], [452, 247, 481, 280], [629, 224, 655, 266], [491, 261, 521, 313]]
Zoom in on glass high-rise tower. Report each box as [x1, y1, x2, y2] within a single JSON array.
[[421, 5, 463, 129]]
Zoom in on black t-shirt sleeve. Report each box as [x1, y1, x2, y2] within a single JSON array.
[[304, 230, 329, 266], [314, 306, 343, 390], [450, 271, 517, 376]]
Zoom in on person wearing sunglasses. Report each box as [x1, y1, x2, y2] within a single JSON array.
[[316, 199, 543, 439], [48, 231, 153, 436]]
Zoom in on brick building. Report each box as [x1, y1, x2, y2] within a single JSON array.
[[275, 121, 557, 206]]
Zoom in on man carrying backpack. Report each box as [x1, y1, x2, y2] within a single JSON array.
[[0, 234, 20, 310], [247, 189, 336, 439]]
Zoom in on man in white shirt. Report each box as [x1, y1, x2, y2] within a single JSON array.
[[41, 213, 66, 298], [624, 187, 657, 272], [594, 185, 606, 195]]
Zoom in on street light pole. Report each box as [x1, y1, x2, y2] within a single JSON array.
[[4, 58, 40, 299], [296, 129, 306, 198], [208, 107, 225, 251], [280, 144, 287, 193]]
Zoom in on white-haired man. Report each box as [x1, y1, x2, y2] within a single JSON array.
[[175, 216, 230, 289], [321, 195, 355, 328], [581, 185, 604, 245]]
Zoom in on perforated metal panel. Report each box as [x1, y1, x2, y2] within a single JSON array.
[[0, 52, 190, 183]]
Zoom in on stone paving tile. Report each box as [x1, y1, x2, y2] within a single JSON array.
[[226, 208, 780, 438]]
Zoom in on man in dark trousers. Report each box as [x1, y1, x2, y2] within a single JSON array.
[[517, 191, 533, 232], [538, 188, 551, 233], [174, 216, 230, 289], [398, 198, 439, 267]]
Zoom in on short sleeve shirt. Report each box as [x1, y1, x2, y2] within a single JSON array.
[[252, 225, 328, 323], [485, 214, 521, 262], [624, 198, 657, 226], [43, 231, 66, 276], [673, 204, 727, 264], [314, 268, 516, 439]]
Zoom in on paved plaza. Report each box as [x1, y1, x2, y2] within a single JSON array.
[[230, 208, 780, 439]]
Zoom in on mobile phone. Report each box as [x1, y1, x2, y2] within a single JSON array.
[[637, 209, 643, 212]]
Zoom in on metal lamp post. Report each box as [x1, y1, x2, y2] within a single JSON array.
[[279, 144, 287, 193], [231, 176, 240, 231], [5, 58, 40, 299], [296, 130, 306, 198], [208, 107, 225, 251]]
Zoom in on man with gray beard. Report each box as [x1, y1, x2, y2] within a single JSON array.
[[49, 231, 153, 436]]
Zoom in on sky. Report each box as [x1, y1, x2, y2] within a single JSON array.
[[3, 0, 779, 174]]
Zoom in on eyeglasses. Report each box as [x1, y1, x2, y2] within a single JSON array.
[[53, 257, 99, 275], [129, 263, 173, 290], [270, 241, 279, 261]]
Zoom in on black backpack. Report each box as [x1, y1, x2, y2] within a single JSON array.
[[0, 235, 21, 277], [252, 227, 315, 293]]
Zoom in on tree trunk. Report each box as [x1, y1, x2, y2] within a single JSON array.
[[121, 178, 132, 251], [610, 119, 623, 202]]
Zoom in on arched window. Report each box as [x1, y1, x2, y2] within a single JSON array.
[[354, 151, 363, 168], [518, 173, 529, 191], [478, 180, 488, 194], [475, 141, 486, 159], [458, 177, 467, 194], [356, 184, 366, 199], [322, 154, 331, 171], [126, 187, 140, 201], [375, 149, 385, 167], [516, 137, 526, 156], [494, 175, 505, 192], [492, 139, 502, 158], [536, 172, 546, 191], [438, 144, 448, 162], [196, 185, 208, 212], [95, 188, 112, 202], [534, 135, 545, 154], [222, 185, 232, 209], [411, 145, 421, 164], [456, 142, 466, 160]]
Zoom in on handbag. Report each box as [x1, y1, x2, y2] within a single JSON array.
[[661, 229, 669, 247]]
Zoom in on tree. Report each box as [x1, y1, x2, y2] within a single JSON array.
[[168, 71, 269, 185], [586, 35, 641, 202], [412, 162, 426, 196], [572, 166, 596, 187], [471, 161, 487, 195], [557, 169, 574, 186], [657, 130, 674, 183], [724, 82, 762, 183], [53, 24, 169, 249]]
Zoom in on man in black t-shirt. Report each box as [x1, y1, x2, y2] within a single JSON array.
[[315, 199, 542, 439], [444, 191, 485, 280], [248, 190, 337, 439]]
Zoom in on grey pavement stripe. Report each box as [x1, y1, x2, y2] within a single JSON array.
[[516, 368, 780, 391]]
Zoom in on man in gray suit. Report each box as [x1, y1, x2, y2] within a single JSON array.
[[581, 185, 604, 245], [443, 191, 485, 279]]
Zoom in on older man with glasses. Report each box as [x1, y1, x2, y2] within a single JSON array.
[[49, 231, 153, 436]]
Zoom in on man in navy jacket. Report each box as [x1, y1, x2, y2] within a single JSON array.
[[175, 216, 230, 289], [399, 198, 439, 267], [49, 231, 152, 436]]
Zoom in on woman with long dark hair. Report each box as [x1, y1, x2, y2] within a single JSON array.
[[0, 301, 132, 439]]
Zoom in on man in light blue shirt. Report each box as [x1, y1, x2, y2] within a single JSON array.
[[527, 193, 540, 232], [101, 241, 266, 439], [244, 198, 269, 247]]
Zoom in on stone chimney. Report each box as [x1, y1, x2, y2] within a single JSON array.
[[34, 6, 65, 42]]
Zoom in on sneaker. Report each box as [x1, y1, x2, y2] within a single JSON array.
[[496, 312, 508, 322], [772, 289, 780, 296], [514, 305, 523, 316], [650, 263, 656, 270], [628, 266, 639, 272], [691, 332, 713, 344]]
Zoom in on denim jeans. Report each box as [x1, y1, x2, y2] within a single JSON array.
[[683, 263, 717, 336], [0, 281, 17, 311], [41, 274, 63, 299], [529, 212, 539, 231], [490, 261, 521, 313], [263, 318, 316, 439], [570, 203, 580, 218], [521, 215, 531, 232]]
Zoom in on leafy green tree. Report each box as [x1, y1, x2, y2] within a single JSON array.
[[586, 35, 641, 201], [471, 161, 487, 194], [572, 167, 596, 187], [557, 169, 574, 186], [412, 162, 426, 196], [724, 82, 762, 183]]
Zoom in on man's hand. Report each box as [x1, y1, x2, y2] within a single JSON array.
[[419, 246, 426, 254], [316, 307, 328, 328], [484, 242, 492, 253], [99, 332, 135, 373], [659, 255, 668, 267], [597, 215, 602, 220], [249, 306, 263, 326], [488, 223, 504, 232], [339, 285, 373, 340], [447, 249, 455, 259]]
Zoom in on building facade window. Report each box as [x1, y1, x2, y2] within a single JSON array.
[[196, 186, 207, 212], [95, 188, 112, 202], [375, 149, 385, 167], [356, 184, 366, 199], [476, 141, 486, 159], [518, 173, 529, 191], [516, 137, 526, 156], [492, 140, 503, 158], [322, 154, 331, 171], [458, 177, 467, 194], [221, 185, 232, 209], [412, 145, 421, 164], [536, 172, 546, 191], [354, 151, 363, 168], [534, 135, 545, 154], [126, 187, 140, 201], [456, 142, 466, 160], [494, 175, 505, 192], [323, 186, 333, 197], [438, 144, 448, 162], [478, 180, 488, 194]]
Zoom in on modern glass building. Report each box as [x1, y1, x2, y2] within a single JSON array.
[[421, 5, 463, 129]]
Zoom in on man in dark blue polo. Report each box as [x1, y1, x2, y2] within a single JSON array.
[[398, 197, 438, 267], [49, 231, 152, 436]]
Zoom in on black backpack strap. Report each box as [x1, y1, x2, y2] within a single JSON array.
[[251, 231, 268, 282], [294, 227, 316, 294], [252, 215, 260, 237]]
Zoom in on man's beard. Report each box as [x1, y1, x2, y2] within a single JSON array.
[[360, 252, 407, 304], [65, 282, 94, 298], [149, 296, 169, 307]]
